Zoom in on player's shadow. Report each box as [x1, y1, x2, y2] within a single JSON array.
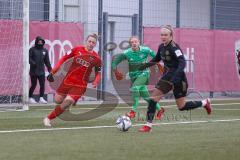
[[58, 89, 118, 121]]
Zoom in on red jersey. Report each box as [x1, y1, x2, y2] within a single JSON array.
[[52, 46, 101, 88]]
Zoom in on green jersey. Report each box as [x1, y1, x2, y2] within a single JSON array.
[[112, 46, 156, 79]]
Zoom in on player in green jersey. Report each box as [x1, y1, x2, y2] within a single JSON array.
[[112, 36, 165, 119]]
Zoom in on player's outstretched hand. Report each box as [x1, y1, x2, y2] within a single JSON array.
[[47, 73, 54, 82], [114, 70, 123, 80], [157, 63, 165, 74]]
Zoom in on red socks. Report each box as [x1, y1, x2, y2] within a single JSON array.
[[47, 105, 64, 120]]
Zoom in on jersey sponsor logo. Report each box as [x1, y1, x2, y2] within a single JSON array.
[[161, 55, 171, 61], [175, 49, 183, 57], [165, 51, 170, 55], [166, 56, 171, 61], [89, 56, 95, 62], [76, 58, 90, 67]]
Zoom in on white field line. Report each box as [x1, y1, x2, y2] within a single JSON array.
[[33, 102, 240, 111], [32, 106, 175, 111], [0, 102, 239, 112], [0, 118, 239, 134], [34, 108, 240, 111], [213, 109, 240, 111]]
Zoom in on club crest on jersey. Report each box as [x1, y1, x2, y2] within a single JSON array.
[[42, 51, 46, 55], [76, 58, 90, 67], [139, 54, 145, 58]]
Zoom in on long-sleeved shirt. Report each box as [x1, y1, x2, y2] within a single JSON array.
[[112, 46, 156, 79]]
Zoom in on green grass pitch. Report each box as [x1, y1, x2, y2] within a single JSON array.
[[0, 99, 240, 160]]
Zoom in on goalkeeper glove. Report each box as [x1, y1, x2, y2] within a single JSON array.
[[47, 73, 54, 82], [113, 69, 123, 80], [157, 63, 165, 74]]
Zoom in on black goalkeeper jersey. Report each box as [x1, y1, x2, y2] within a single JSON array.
[[29, 36, 52, 76], [150, 40, 186, 83]]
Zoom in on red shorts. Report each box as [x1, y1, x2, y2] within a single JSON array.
[[56, 83, 87, 101]]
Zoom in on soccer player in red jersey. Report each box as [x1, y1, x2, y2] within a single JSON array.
[[43, 33, 101, 127]]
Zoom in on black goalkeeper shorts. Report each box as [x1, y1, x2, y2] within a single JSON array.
[[155, 71, 188, 99]]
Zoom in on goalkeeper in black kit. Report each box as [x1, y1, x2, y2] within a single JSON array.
[[138, 25, 212, 132], [29, 36, 52, 104]]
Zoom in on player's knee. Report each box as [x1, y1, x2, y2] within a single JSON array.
[[61, 99, 74, 110], [30, 83, 37, 88], [131, 86, 140, 92], [150, 95, 161, 102], [55, 99, 62, 104], [131, 86, 140, 96], [55, 97, 63, 104], [54, 94, 65, 104], [143, 97, 150, 102], [150, 88, 163, 102], [64, 97, 75, 104]]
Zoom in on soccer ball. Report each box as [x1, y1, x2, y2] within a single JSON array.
[[116, 115, 132, 132]]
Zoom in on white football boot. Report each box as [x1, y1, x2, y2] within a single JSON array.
[[29, 97, 37, 104], [39, 97, 47, 104], [43, 117, 51, 127]]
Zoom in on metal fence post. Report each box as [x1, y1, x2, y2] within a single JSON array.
[[132, 14, 138, 36], [210, 0, 216, 29], [97, 0, 103, 100], [176, 0, 180, 28], [138, 0, 143, 44], [102, 12, 108, 100]]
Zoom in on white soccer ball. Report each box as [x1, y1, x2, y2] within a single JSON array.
[[116, 115, 132, 132]]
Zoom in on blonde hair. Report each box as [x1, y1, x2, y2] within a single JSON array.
[[86, 33, 98, 41], [128, 36, 140, 43], [162, 25, 173, 36]]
